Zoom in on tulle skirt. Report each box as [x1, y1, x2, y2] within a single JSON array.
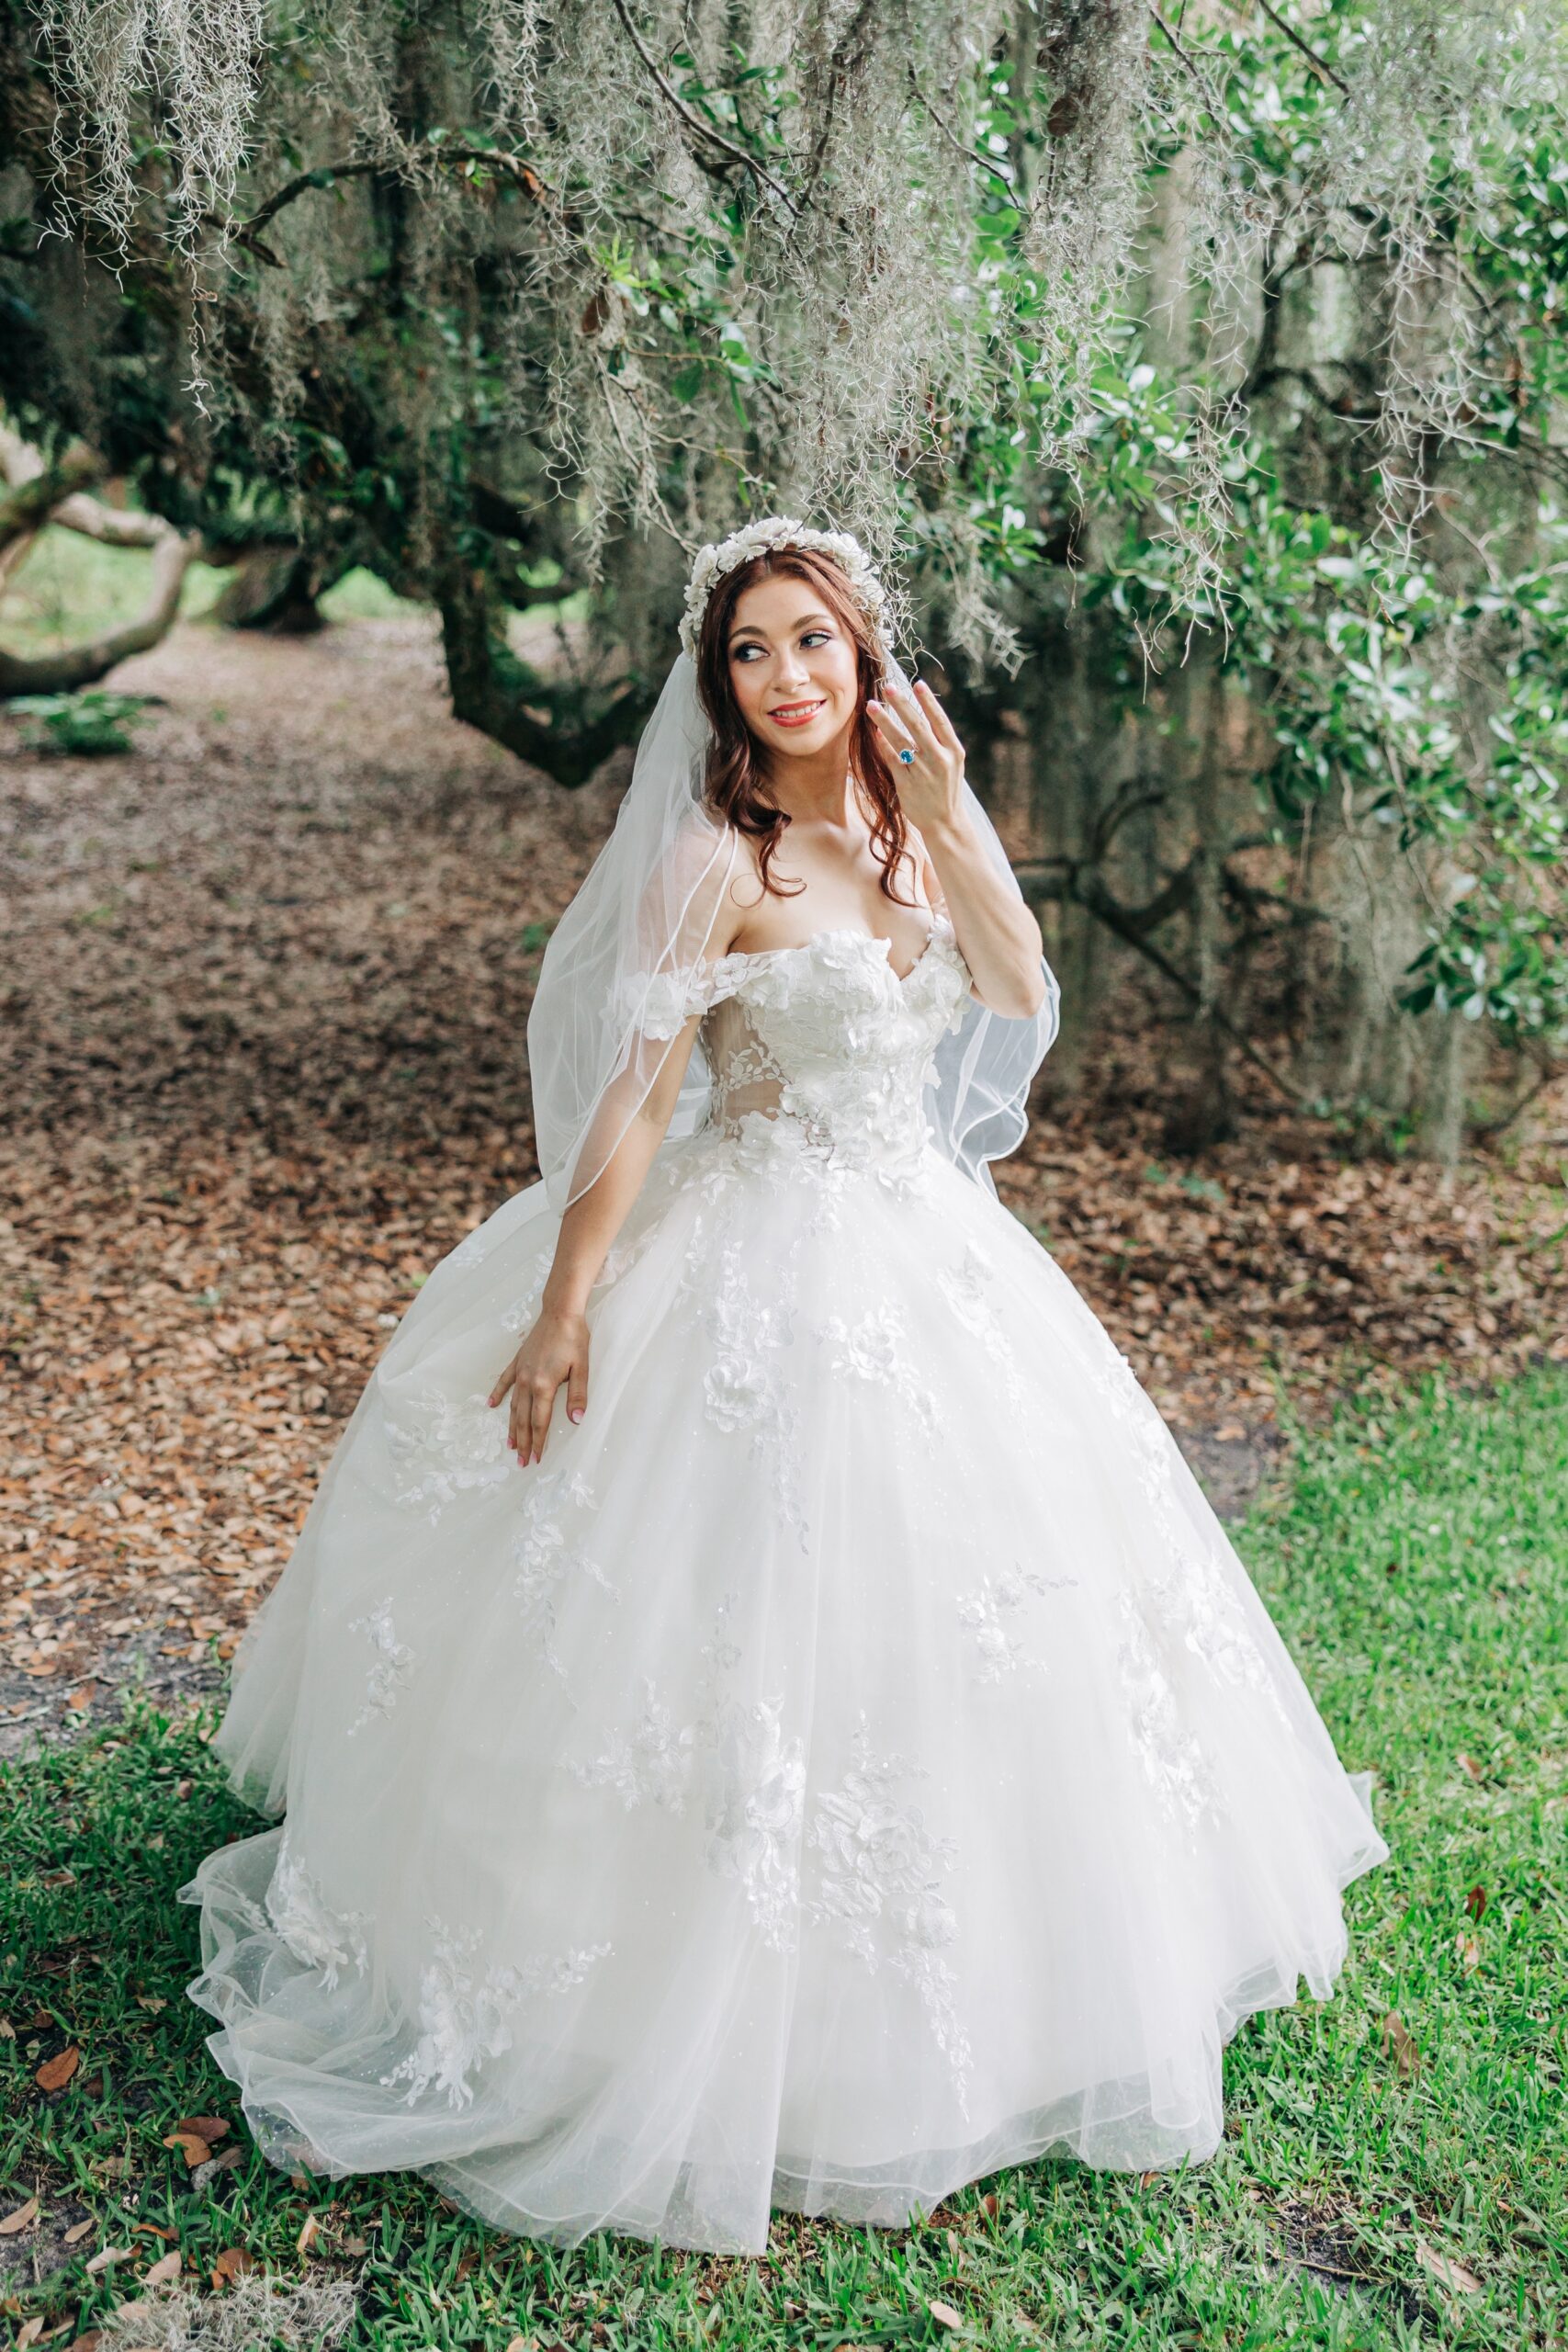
[[178, 1121, 1389, 2253]]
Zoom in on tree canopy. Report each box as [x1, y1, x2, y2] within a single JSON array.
[[3, 0, 1565, 1145]]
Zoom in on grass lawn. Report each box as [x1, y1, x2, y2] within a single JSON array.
[[3, 1372, 1563, 2351], [0, 520, 577, 656]]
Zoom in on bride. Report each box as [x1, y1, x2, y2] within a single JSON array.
[[180, 516, 1389, 2256]]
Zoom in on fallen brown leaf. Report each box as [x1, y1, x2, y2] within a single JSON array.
[[36, 2044, 81, 2092], [296, 2212, 321, 2257], [163, 2130, 212, 2167], [1382, 2011, 1420, 2077], [1416, 2238, 1482, 2295], [1465, 1884, 1487, 1918], [141, 2250, 182, 2287], [63, 2218, 96, 2244], [210, 2245, 257, 2287], [0, 2196, 39, 2235], [172, 2114, 230, 2143], [929, 2302, 965, 2332]]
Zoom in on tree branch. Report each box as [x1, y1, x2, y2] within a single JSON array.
[[607, 0, 799, 220], [907, 65, 1016, 195], [1014, 849, 1320, 1108], [436, 564, 657, 787], [0, 440, 103, 554], [0, 519, 197, 696], [213, 146, 557, 267], [1248, 0, 1350, 97]]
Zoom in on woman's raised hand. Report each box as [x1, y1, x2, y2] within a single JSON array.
[[489, 1306, 590, 1467], [865, 676, 967, 835]]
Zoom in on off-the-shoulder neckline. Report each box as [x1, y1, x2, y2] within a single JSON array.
[[714, 909, 953, 987]]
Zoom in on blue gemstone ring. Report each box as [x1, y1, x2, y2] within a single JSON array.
[[898, 748, 915, 764]]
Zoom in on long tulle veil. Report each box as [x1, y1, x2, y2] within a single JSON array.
[[526, 622, 1059, 1214]]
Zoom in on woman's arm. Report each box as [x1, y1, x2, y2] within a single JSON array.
[[868, 677, 1047, 1020], [489, 1005, 705, 1466]]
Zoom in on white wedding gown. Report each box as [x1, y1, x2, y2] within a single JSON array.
[[180, 912, 1389, 2255]]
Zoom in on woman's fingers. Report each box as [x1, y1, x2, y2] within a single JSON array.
[[528, 1374, 556, 1465], [491, 1333, 590, 1467], [889, 678, 941, 754], [866, 695, 901, 733], [913, 676, 964, 755], [867, 695, 919, 762]]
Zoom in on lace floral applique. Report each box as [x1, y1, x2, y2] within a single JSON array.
[[346, 1599, 414, 1734], [690, 925, 960, 1197], [265, 1841, 370, 1990], [608, 966, 706, 1043], [445, 1224, 493, 1272], [513, 1465, 615, 1677], [1116, 1591, 1218, 1833], [938, 1238, 1025, 1408], [954, 1561, 1077, 1684], [500, 1261, 548, 1336], [807, 1725, 972, 2109], [1080, 1323, 1286, 1718], [704, 1696, 807, 1954], [569, 1679, 696, 1812], [701, 1587, 745, 1677], [381, 1917, 611, 2108], [694, 1229, 809, 1548], [819, 1303, 938, 1434], [381, 1385, 512, 1521]]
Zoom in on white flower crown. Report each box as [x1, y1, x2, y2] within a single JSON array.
[[679, 514, 892, 662]]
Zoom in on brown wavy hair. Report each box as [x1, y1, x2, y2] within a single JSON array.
[[694, 546, 917, 905]]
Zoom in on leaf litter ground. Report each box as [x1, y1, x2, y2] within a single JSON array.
[[3, 612, 1564, 1755]]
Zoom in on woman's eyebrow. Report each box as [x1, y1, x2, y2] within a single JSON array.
[[728, 608, 836, 647]]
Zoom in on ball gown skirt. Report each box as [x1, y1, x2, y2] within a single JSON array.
[[178, 915, 1390, 2256]]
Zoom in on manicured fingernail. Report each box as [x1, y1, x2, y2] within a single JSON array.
[[569, 1408, 583, 1423]]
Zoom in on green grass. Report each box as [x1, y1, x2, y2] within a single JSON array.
[[0, 524, 429, 653], [3, 1372, 1564, 2350], [0, 524, 229, 650]]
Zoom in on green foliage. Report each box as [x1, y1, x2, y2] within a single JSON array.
[[10, 689, 154, 754]]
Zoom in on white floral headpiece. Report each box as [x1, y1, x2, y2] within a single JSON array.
[[679, 514, 891, 662]]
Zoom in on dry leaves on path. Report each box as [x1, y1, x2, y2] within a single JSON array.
[[2, 613, 1563, 1745]]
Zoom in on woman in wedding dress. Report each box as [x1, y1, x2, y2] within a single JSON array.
[[179, 517, 1389, 2256]]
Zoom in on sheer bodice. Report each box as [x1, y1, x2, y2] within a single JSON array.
[[693, 914, 971, 1182]]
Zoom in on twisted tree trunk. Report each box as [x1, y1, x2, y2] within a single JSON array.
[[0, 424, 202, 696]]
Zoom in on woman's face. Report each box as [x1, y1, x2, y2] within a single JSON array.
[[724, 572, 862, 763]]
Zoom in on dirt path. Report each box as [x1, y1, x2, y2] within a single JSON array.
[[3, 612, 1562, 1755]]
